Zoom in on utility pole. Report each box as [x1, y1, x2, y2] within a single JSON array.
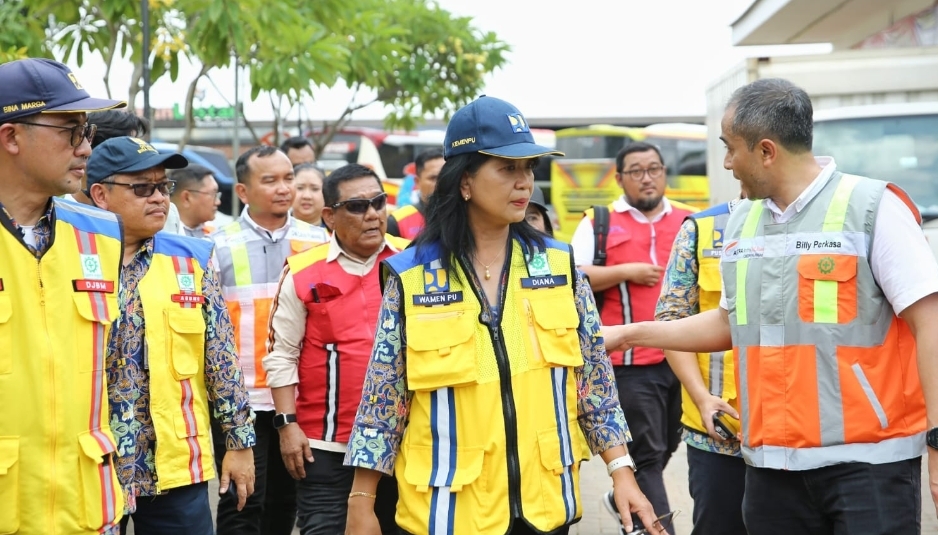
[[141, 0, 151, 136]]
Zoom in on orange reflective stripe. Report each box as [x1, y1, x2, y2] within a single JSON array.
[[252, 297, 272, 388]]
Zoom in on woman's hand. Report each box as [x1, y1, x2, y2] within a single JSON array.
[[345, 497, 381, 535], [611, 468, 661, 533]]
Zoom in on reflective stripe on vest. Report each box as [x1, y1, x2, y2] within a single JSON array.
[[212, 218, 327, 409], [680, 204, 737, 436], [384, 239, 592, 535], [722, 173, 926, 470], [138, 234, 215, 491], [0, 200, 124, 533]]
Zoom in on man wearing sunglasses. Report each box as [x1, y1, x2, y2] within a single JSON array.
[[85, 136, 257, 534], [169, 164, 222, 238], [0, 57, 127, 535], [211, 145, 328, 535], [263, 163, 408, 535]]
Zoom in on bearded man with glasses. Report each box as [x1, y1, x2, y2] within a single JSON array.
[[263, 163, 407, 535], [570, 141, 698, 534], [0, 57, 127, 535], [86, 136, 257, 534]]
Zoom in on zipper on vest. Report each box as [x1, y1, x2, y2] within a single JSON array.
[[38, 259, 57, 522], [490, 326, 524, 519]]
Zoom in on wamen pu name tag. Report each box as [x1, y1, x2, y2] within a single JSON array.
[[413, 291, 463, 306]]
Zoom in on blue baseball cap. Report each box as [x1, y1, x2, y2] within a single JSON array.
[[0, 58, 125, 123], [86, 136, 189, 191], [444, 96, 564, 160]]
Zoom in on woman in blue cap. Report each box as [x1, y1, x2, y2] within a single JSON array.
[[343, 96, 660, 535]]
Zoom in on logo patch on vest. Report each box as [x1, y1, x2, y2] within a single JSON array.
[[527, 252, 551, 277], [80, 253, 104, 280], [413, 291, 463, 306], [73, 279, 115, 293], [520, 274, 568, 289], [423, 265, 449, 293], [177, 274, 196, 292], [713, 228, 724, 248], [818, 256, 835, 274]]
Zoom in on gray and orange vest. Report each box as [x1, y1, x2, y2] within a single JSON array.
[[723, 172, 926, 470], [211, 216, 328, 410]]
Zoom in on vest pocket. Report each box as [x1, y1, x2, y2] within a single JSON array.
[[0, 436, 19, 534], [519, 290, 583, 369], [405, 306, 477, 390], [165, 309, 206, 380], [401, 444, 488, 520], [72, 293, 119, 373], [77, 431, 122, 530], [0, 296, 10, 376], [535, 425, 580, 521], [796, 254, 858, 324]]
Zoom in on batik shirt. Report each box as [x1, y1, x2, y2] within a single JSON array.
[[107, 238, 256, 497], [0, 199, 54, 257], [655, 201, 741, 457], [344, 266, 630, 474]]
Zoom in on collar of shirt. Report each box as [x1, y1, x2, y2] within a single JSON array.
[[239, 206, 292, 241], [325, 233, 403, 275], [763, 156, 836, 223], [0, 198, 55, 256], [611, 195, 673, 223]]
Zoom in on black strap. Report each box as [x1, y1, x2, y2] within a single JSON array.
[[592, 205, 610, 267]]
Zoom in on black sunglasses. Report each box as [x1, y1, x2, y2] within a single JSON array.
[[99, 180, 176, 198], [330, 192, 387, 214], [625, 510, 680, 535], [13, 121, 97, 148]]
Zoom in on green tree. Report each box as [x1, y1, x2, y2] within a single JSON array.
[[0, 1, 52, 64]]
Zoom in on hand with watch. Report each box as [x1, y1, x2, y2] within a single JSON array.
[[602, 449, 660, 534], [274, 412, 314, 480]]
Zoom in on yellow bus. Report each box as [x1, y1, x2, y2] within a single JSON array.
[[549, 123, 709, 241]]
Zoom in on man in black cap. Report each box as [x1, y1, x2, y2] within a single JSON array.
[[86, 136, 257, 534], [0, 57, 128, 534]]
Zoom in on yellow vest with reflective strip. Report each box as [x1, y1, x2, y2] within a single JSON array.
[[385, 239, 592, 535], [137, 233, 216, 491], [0, 200, 124, 533], [680, 206, 738, 437]]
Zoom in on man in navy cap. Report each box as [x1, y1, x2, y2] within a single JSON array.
[[0, 58, 129, 534], [86, 136, 257, 534]]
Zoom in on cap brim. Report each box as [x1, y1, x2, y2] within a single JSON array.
[[479, 142, 564, 159], [122, 152, 189, 173], [42, 96, 127, 114]]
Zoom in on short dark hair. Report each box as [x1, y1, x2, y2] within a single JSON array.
[[415, 147, 444, 175], [727, 78, 813, 153], [323, 163, 382, 207], [235, 145, 280, 184], [169, 164, 215, 197], [615, 142, 664, 172], [280, 136, 313, 153], [87, 110, 149, 148]]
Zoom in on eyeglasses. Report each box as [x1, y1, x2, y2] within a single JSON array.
[[100, 180, 176, 198], [13, 121, 97, 148], [331, 192, 387, 214], [620, 164, 666, 181], [625, 510, 679, 535], [186, 189, 222, 201]]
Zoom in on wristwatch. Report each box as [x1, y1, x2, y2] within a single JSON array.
[[606, 454, 637, 476], [272, 413, 297, 429], [926, 427, 938, 450]]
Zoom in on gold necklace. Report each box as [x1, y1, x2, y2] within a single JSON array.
[[477, 249, 504, 280]]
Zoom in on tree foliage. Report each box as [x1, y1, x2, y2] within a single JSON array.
[[2, 0, 508, 149]]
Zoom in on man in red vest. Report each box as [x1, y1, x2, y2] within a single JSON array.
[[263, 163, 407, 534], [386, 147, 444, 239], [570, 141, 696, 534]]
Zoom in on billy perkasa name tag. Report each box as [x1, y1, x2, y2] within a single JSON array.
[[413, 264, 463, 306], [520, 251, 566, 289]]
